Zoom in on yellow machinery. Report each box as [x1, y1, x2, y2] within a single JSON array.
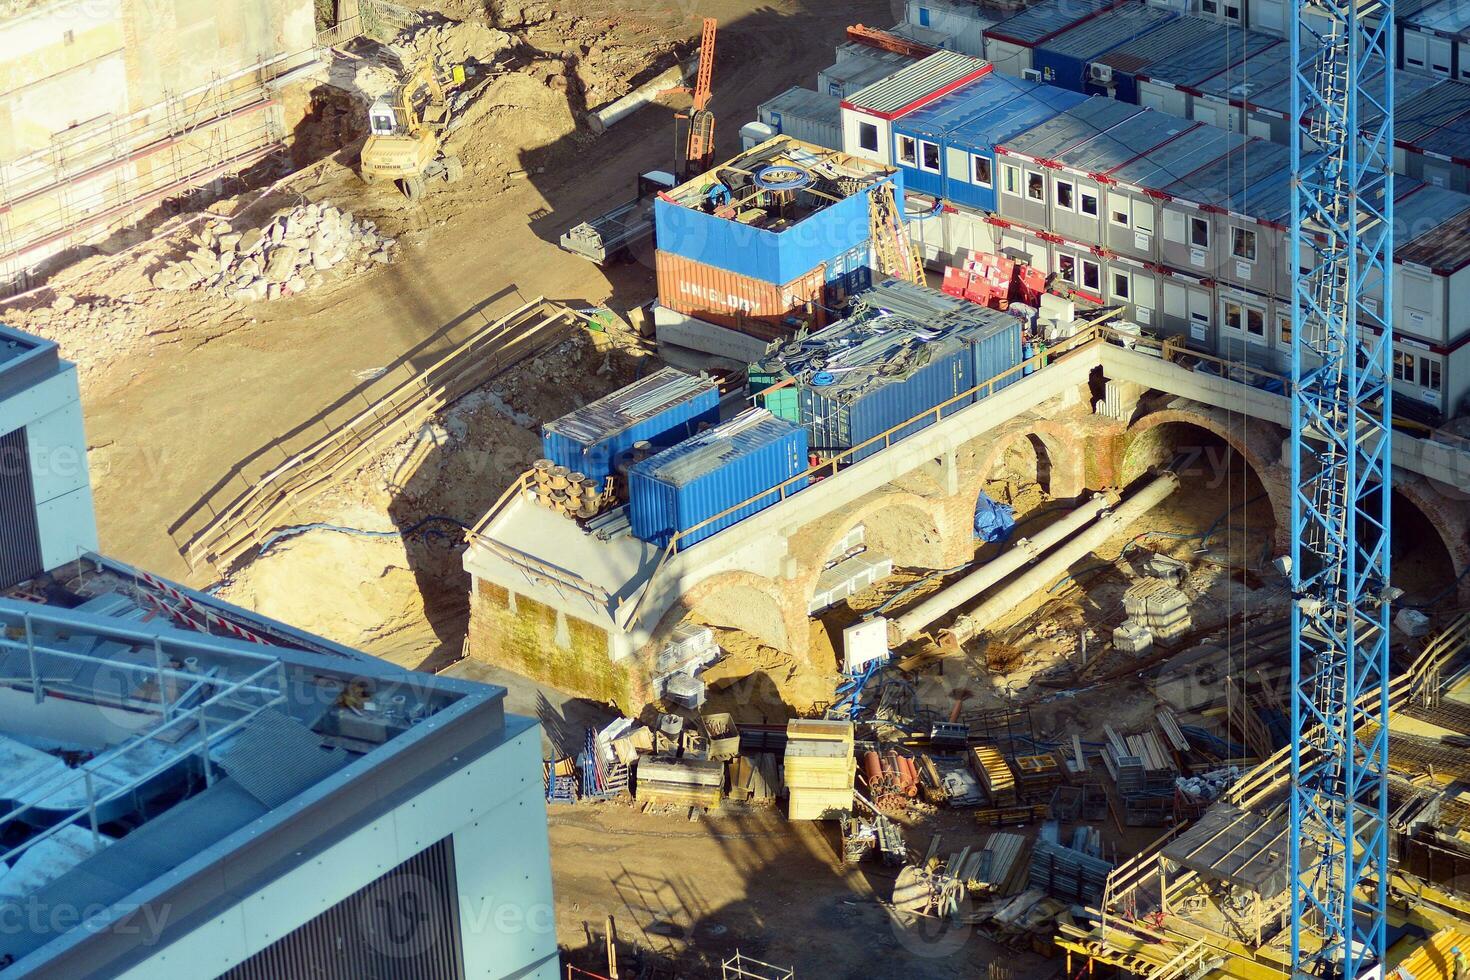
[[360, 63, 465, 200]]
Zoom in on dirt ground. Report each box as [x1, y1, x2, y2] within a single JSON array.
[[0, 1, 1321, 973]]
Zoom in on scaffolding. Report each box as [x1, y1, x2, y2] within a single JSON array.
[[0, 47, 318, 290]]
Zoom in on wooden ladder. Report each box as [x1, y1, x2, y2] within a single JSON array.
[[868, 182, 924, 285]]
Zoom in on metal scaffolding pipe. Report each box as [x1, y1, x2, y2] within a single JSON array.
[[938, 471, 1182, 652], [887, 490, 1120, 647]]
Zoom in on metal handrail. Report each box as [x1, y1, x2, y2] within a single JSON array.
[[0, 659, 285, 866]]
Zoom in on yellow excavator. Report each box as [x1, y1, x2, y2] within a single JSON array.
[[360, 62, 465, 200]]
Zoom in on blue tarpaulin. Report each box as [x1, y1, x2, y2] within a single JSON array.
[[974, 491, 1016, 542]]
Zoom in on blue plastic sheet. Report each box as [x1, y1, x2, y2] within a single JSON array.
[[973, 490, 1016, 542]]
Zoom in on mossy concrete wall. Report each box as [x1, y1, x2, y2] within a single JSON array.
[[467, 578, 634, 712]]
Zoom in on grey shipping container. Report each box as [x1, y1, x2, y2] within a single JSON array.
[[628, 409, 809, 549], [541, 366, 719, 485], [758, 87, 843, 151], [753, 282, 1024, 464]]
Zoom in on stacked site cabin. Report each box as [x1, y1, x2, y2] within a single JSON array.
[[757, 86, 844, 151], [890, 71, 1086, 214], [751, 280, 1022, 463], [826, 47, 1470, 413], [841, 51, 997, 169], [627, 408, 809, 549], [1028, 1, 1178, 94], [818, 42, 919, 99], [652, 136, 901, 339], [540, 368, 720, 485], [981, 0, 1131, 77]]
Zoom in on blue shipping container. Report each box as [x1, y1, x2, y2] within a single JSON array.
[[541, 367, 720, 485], [963, 315, 1025, 397], [653, 141, 904, 286], [628, 409, 809, 549]]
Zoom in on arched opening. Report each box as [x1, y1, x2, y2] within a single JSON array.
[[689, 581, 790, 654], [1121, 420, 1279, 567], [1390, 487, 1458, 604], [990, 433, 1053, 495]]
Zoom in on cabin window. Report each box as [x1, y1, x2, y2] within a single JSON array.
[[859, 123, 879, 152]]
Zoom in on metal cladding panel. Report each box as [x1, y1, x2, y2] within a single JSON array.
[[627, 410, 809, 548], [900, 164, 946, 198], [0, 426, 42, 590], [217, 835, 466, 980], [801, 341, 975, 463], [541, 367, 720, 484], [759, 87, 843, 150], [654, 172, 903, 285], [1042, 2, 1176, 58], [655, 251, 829, 339]]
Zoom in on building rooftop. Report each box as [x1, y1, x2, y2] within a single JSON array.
[[1131, 19, 1281, 89], [1100, 121, 1238, 192], [0, 323, 62, 402], [997, 96, 1150, 164], [1050, 105, 1193, 175], [1092, 16, 1224, 74], [1397, 78, 1470, 159], [899, 73, 1087, 148], [843, 50, 993, 118], [659, 136, 895, 231], [1397, 180, 1470, 273], [1164, 140, 1294, 223], [1038, 1, 1177, 60], [0, 554, 519, 974], [1405, 0, 1470, 37], [986, 0, 1125, 47]]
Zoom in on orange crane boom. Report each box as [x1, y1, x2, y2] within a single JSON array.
[[680, 18, 718, 178]]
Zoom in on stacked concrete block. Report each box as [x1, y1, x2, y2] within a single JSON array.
[[1123, 579, 1192, 643]]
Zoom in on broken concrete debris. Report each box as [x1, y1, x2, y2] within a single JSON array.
[[151, 203, 395, 300]]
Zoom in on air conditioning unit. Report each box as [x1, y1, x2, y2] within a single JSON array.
[[1089, 63, 1115, 84], [1022, 68, 1042, 82]]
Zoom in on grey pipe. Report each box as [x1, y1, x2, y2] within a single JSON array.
[[887, 490, 1119, 647], [938, 471, 1182, 652]]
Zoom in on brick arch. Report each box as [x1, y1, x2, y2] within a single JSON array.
[[968, 420, 1087, 504], [644, 569, 806, 666], [1391, 475, 1470, 603], [1123, 408, 1290, 549], [800, 490, 963, 575]]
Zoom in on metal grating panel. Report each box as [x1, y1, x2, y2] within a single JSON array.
[[0, 426, 42, 590], [216, 835, 467, 980], [216, 708, 348, 808]]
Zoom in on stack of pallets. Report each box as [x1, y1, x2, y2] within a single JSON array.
[[635, 757, 724, 809], [1012, 753, 1063, 801], [784, 718, 855, 820], [969, 745, 1017, 806]]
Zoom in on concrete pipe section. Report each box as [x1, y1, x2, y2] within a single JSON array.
[[885, 490, 1120, 648], [935, 471, 1181, 653]]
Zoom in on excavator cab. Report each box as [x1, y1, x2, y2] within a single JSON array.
[[367, 98, 400, 137]]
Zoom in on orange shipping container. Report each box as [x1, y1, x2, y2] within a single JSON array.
[[656, 250, 827, 340]]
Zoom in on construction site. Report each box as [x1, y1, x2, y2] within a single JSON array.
[[3, 0, 1470, 977]]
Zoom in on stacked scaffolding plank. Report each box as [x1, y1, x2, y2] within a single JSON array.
[[969, 745, 1017, 806], [784, 719, 854, 820]]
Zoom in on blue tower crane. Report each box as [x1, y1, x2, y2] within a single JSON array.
[[1289, 0, 1394, 974]]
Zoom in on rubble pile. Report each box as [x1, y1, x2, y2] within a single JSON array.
[[152, 203, 395, 301]]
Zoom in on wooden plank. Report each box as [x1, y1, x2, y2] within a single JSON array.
[[182, 298, 572, 570]]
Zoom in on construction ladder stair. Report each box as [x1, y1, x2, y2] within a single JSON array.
[[868, 183, 924, 286]]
